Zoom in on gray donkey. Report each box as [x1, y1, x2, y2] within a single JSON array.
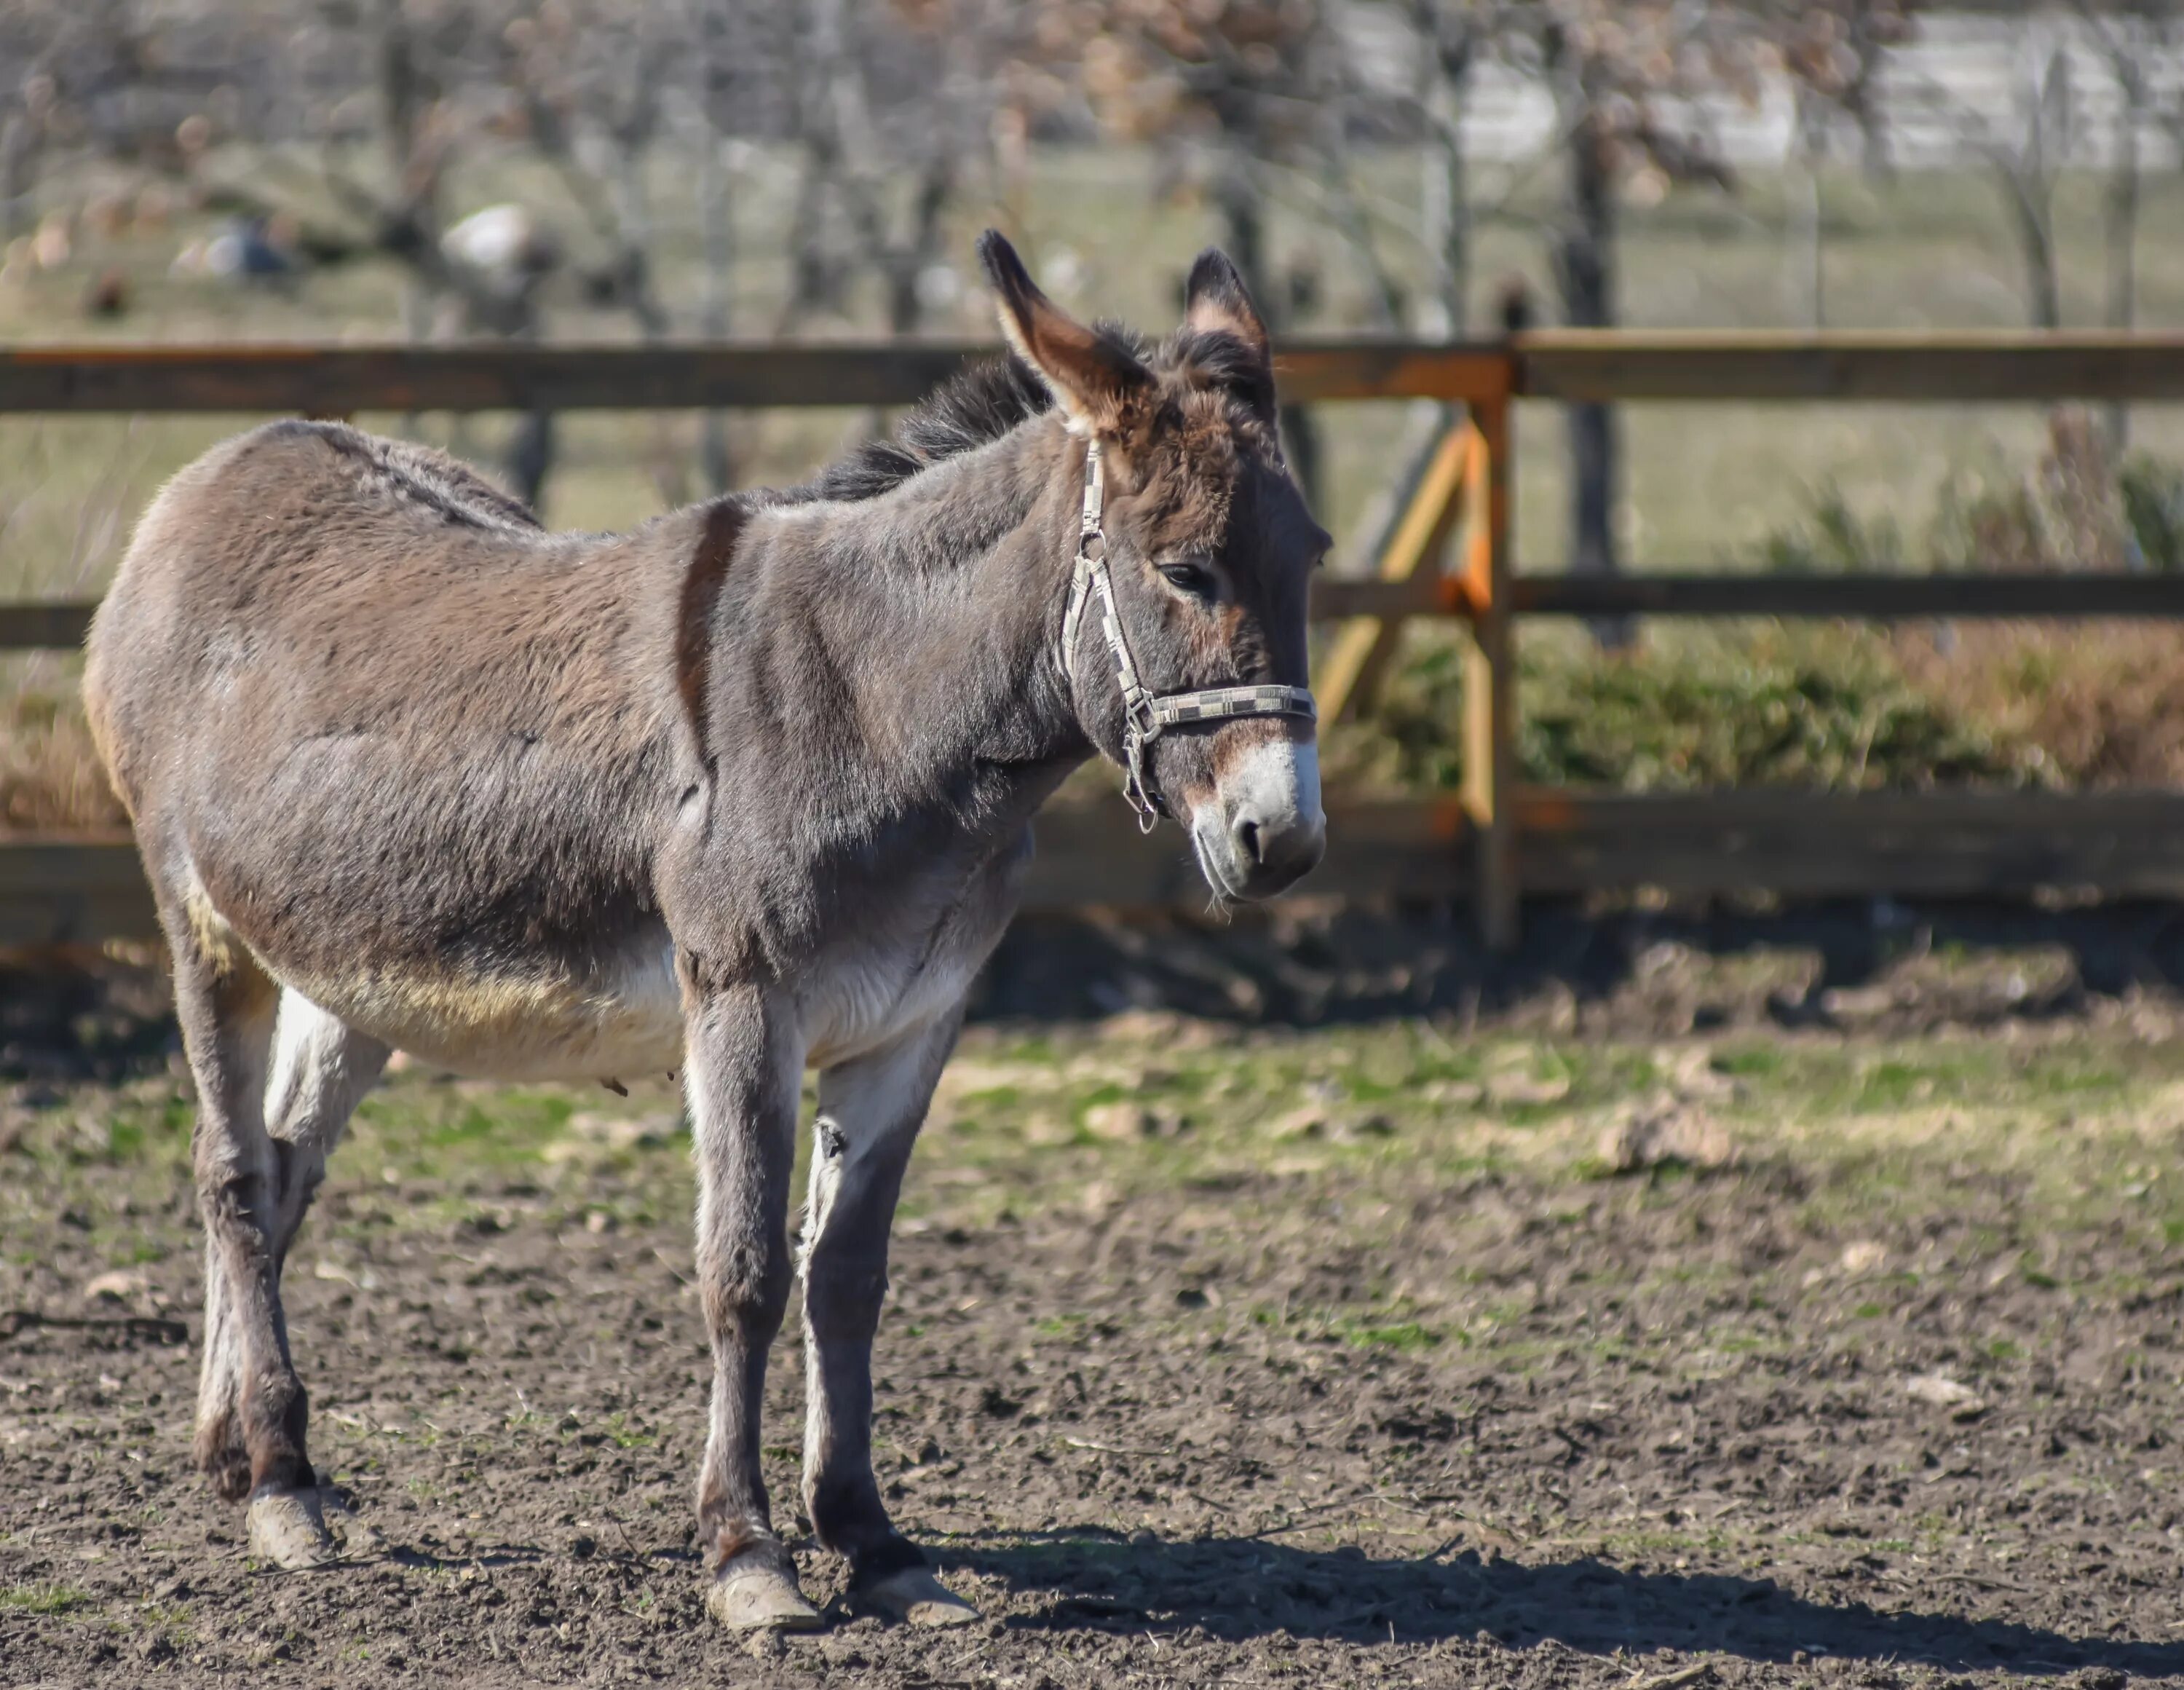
[[83, 234, 1326, 1630]]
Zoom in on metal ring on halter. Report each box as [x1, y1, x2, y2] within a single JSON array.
[[1060, 441, 1317, 832]]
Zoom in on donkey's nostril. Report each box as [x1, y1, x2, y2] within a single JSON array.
[[1235, 816, 1264, 866]]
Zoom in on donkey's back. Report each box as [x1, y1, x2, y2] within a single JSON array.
[[86, 419, 692, 1081]]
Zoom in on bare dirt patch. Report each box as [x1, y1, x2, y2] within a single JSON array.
[[3, 1022, 2182, 1687]]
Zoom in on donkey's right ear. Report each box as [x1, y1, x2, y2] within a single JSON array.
[[978, 230, 1155, 441]]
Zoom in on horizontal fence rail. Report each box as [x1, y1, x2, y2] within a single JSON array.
[[7, 331, 2184, 949], [0, 339, 1513, 413], [1, 602, 95, 649], [1505, 572, 2184, 620], [1516, 331, 2184, 403], [7, 329, 2183, 413]]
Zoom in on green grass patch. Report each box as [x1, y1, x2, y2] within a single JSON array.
[[1341, 1319, 1444, 1353], [600, 1411, 656, 1450], [1, 1583, 90, 1615]]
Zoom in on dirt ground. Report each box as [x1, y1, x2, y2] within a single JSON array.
[[4, 975, 2184, 1687]]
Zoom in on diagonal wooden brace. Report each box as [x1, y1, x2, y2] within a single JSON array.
[[1315, 414, 1481, 723]]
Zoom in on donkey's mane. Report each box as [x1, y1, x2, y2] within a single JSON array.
[[791, 323, 1267, 506], [796, 352, 1055, 505]]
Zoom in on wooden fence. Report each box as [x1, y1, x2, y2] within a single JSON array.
[[11, 330, 2184, 952]]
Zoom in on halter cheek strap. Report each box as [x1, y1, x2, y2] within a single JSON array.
[[1061, 440, 1318, 832]]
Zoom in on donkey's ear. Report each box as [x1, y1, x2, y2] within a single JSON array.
[[978, 229, 1154, 441], [1182, 248, 1270, 366]]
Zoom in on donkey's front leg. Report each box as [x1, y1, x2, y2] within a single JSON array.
[[804, 1014, 977, 1627], [685, 980, 820, 1632]]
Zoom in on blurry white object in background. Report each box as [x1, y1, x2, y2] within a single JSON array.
[[442, 204, 557, 279], [1039, 245, 1085, 301], [31, 211, 71, 271], [914, 262, 960, 314]]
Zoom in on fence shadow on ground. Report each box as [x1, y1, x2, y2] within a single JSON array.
[[976, 899, 2184, 1030], [955, 1532, 2179, 1675]]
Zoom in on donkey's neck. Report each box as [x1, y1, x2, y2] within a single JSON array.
[[736, 416, 1093, 833]]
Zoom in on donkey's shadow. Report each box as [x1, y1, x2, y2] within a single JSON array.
[[955, 1531, 2178, 1675]]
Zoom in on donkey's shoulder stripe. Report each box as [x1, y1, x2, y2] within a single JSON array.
[[676, 498, 752, 775]]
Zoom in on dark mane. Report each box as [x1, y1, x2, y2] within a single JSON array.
[[796, 352, 1055, 504], [788, 317, 1267, 506]]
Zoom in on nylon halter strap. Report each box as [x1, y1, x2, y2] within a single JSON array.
[[1061, 439, 1318, 832]]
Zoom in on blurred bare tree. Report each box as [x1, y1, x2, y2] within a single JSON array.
[[1899, 4, 2174, 337], [2071, 0, 2184, 447], [1768, 1, 1923, 326], [0, 0, 320, 238], [1042, 0, 1377, 511], [1407, 0, 1495, 340], [1931, 17, 2076, 331], [690, 0, 745, 492], [1499, 1, 1755, 641], [772, 0, 1015, 341]]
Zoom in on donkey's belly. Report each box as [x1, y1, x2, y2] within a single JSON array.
[[804, 943, 986, 1071], [275, 936, 684, 1084]]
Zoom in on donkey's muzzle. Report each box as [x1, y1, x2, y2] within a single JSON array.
[[1199, 736, 1325, 901]]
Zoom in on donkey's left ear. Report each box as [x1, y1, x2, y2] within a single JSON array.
[[1183, 248, 1271, 366], [978, 229, 1155, 441]]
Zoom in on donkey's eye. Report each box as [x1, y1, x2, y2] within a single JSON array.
[[1158, 561, 1219, 601]]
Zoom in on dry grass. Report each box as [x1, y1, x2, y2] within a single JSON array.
[[1894, 620, 2184, 788], [0, 668, 123, 834]]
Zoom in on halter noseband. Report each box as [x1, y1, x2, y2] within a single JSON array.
[[1061, 440, 1317, 832]]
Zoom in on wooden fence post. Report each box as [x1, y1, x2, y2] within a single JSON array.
[[1462, 387, 1517, 952]]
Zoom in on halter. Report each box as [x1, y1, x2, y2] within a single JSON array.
[[1061, 440, 1317, 832]]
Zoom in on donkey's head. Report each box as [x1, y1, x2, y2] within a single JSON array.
[[978, 231, 1328, 902]]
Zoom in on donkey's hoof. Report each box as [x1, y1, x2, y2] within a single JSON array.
[[245, 1488, 341, 1569], [705, 1548, 823, 1633], [852, 1565, 979, 1628]]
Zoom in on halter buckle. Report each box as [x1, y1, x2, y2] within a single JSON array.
[[1121, 737, 1162, 831]]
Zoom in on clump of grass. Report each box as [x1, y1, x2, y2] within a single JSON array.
[[1758, 480, 1904, 574], [0, 678, 126, 834], [1894, 415, 2184, 787], [2119, 455, 2184, 573], [1893, 620, 2184, 788], [1329, 624, 2035, 794], [1515, 636, 2029, 791], [1341, 1318, 1442, 1352], [0, 1582, 90, 1614]]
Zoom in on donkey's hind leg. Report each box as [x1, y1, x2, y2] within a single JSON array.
[[258, 992, 390, 1556], [193, 990, 381, 1515], [164, 901, 336, 1567], [265, 990, 389, 1272]]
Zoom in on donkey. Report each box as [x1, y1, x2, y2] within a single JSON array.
[[82, 233, 1326, 1630]]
